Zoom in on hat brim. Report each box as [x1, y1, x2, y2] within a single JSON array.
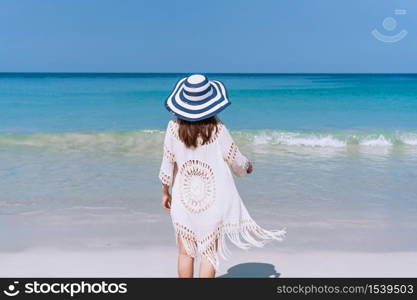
[[165, 77, 231, 122]]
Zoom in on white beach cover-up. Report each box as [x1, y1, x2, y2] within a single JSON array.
[[159, 120, 286, 269]]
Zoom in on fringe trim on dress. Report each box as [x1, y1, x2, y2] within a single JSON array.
[[174, 220, 286, 270]]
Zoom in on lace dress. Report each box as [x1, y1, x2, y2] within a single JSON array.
[[159, 120, 286, 269]]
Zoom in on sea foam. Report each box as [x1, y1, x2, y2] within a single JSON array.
[[0, 130, 416, 155]]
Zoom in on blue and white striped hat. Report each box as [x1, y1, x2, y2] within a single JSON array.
[[165, 74, 231, 122]]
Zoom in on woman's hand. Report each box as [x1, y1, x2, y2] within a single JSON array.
[[247, 161, 253, 174], [162, 193, 172, 210], [162, 184, 171, 210]]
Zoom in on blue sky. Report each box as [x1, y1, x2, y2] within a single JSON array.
[[0, 0, 415, 72]]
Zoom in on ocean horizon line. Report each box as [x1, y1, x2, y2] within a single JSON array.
[[1, 72, 417, 76]]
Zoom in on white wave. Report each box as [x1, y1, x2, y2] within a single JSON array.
[[400, 134, 417, 145], [277, 136, 346, 147], [1, 130, 417, 153], [251, 132, 346, 147], [253, 135, 271, 145], [360, 135, 392, 146]]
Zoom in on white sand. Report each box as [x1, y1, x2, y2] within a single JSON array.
[[1, 247, 416, 277]]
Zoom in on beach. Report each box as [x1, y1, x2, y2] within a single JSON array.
[[2, 248, 417, 277], [1, 73, 417, 277], [2, 202, 417, 277]]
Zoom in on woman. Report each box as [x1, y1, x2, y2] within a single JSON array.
[[159, 74, 285, 278]]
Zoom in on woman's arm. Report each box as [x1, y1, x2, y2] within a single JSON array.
[[159, 121, 176, 210], [162, 184, 171, 210], [220, 125, 253, 176]]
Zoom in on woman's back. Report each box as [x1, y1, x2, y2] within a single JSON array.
[[159, 74, 285, 274], [160, 119, 249, 188]]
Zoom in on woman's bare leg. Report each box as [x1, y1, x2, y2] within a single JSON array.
[[199, 255, 216, 278], [177, 238, 194, 278], [199, 239, 217, 278]]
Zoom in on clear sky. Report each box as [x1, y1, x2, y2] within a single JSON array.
[[0, 0, 416, 73]]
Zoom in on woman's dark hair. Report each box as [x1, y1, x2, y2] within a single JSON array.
[[177, 116, 220, 148]]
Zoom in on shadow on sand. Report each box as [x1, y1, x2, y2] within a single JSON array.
[[218, 262, 281, 278]]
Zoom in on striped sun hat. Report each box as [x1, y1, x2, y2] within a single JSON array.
[[165, 74, 231, 121]]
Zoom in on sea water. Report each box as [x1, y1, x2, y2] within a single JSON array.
[[0, 73, 416, 252]]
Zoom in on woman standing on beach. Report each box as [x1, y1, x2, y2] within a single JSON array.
[[159, 74, 285, 278]]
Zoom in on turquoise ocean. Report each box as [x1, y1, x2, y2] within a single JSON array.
[[1, 73, 416, 253]]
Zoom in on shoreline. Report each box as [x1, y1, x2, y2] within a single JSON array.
[[1, 247, 416, 277]]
